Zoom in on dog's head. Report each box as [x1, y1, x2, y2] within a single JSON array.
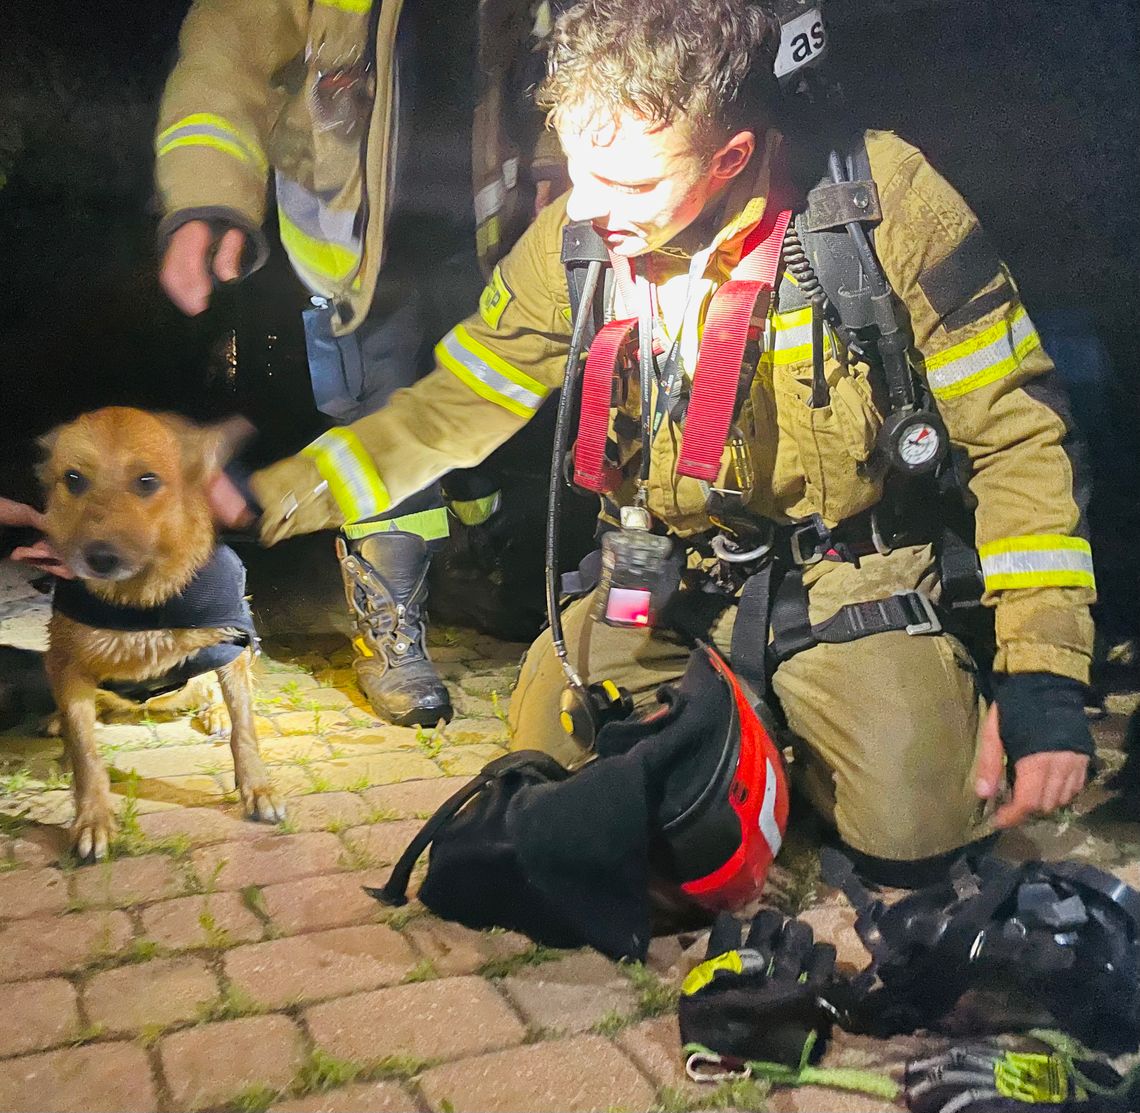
[[39, 407, 249, 602]]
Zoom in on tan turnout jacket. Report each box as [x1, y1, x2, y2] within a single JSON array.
[[251, 129, 1095, 683]]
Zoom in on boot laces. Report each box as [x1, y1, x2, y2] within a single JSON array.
[[344, 555, 429, 666]]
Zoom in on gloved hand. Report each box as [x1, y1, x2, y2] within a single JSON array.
[[993, 673, 1094, 765], [678, 908, 850, 1069]]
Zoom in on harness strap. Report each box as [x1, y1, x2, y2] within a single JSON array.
[[768, 568, 942, 668], [572, 316, 637, 491], [677, 204, 792, 481], [366, 750, 569, 907], [731, 563, 775, 698]]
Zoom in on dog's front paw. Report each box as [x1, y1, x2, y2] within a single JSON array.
[[240, 781, 286, 824], [71, 806, 116, 863], [193, 703, 231, 737]]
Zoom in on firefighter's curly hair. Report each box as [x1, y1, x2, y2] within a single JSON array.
[[538, 0, 782, 157]]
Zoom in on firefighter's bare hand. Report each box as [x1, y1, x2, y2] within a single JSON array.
[[1, 500, 74, 578], [975, 702, 1089, 829], [0, 496, 45, 531], [160, 221, 246, 316], [207, 473, 254, 530]]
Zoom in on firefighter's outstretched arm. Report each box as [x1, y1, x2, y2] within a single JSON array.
[[246, 198, 573, 542]]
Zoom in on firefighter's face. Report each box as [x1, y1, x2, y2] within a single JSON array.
[[559, 104, 754, 257]]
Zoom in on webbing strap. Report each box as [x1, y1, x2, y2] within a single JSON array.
[[366, 750, 569, 906], [677, 204, 792, 481], [769, 570, 942, 667], [731, 563, 774, 698], [573, 316, 636, 491]]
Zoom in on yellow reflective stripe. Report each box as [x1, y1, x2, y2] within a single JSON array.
[[772, 307, 812, 330], [157, 134, 252, 166], [978, 534, 1095, 591], [448, 491, 502, 526], [759, 307, 833, 367], [925, 306, 1041, 401], [435, 325, 549, 419], [278, 210, 361, 284], [157, 113, 267, 174], [301, 429, 390, 521], [681, 951, 743, 996], [314, 0, 371, 9], [341, 507, 450, 543]]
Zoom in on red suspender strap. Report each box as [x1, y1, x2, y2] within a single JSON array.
[[676, 202, 792, 481], [572, 316, 636, 492]]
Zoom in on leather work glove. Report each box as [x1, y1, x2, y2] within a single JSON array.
[[678, 909, 851, 1070]]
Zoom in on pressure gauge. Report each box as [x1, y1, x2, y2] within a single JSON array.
[[880, 409, 948, 475]]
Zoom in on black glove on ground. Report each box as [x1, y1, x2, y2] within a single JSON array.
[[678, 908, 851, 1067]]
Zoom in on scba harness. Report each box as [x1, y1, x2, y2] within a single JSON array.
[[822, 848, 1140, 1055], [552, 132, 975, 741]]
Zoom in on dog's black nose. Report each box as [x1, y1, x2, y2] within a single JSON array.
[[84, 543, 121, 576]]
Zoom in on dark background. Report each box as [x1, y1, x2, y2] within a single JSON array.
[[1, 0, 1138, 625]]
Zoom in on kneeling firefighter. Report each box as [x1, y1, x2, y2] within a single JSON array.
[[236, 0, 1097, 885]]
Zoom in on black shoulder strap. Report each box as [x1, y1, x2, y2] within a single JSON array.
[[562, 220, 612, 351], [365, 750, 570, 907]]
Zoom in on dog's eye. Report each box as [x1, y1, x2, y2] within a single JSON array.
[[63, 470, 89, 495], [134, 473, 162, 497]]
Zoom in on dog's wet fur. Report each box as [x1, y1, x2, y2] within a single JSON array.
[[40, 407, 282, 860]]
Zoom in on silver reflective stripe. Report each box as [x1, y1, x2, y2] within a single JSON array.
[[502, 157, 519, 190], [927, 309, 1038, 396], [980, 548, 1094, 579], [758, 757, 783, 858], [158, 123, 266, 170], [275, 174, 359, 248], [438, 330, 545, 414], [474, 178, 506, 224]]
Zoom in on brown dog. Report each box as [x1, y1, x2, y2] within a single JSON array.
[[40, 407, 282, 860]]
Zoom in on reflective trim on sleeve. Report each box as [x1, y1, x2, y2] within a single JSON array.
[[301, 428, 390, 522], [925, 305, 1041, 401], [435, 325, 549, 419], [978, 534, 1095, 591], [156, 114, 268, 175], [341, 506, 450, 543], [275, 174, 362, 289], [313, 0, 371, 11]]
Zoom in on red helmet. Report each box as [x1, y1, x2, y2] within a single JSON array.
[[666, 647, 790, 910], [597, 644, 790, 911]]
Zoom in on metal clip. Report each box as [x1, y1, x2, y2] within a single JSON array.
[[893, 590, 942, 636], [620, 504, 652, 531], [685, 1051, 752, 1084]]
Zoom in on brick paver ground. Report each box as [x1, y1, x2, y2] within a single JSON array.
[[2, 553, 1139, 1112]]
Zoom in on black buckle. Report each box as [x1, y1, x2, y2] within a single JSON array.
[[790, 514, 832, 567], [893, 590, 942, 636]]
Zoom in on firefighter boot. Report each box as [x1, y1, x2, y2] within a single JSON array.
[[337, 532, 453, 727]]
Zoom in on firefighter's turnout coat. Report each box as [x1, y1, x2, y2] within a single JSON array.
[[250, 130, 1094, 684], [156, 0, 560, 334]]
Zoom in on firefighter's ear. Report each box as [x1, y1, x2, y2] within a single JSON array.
[[709, 130, 756, 185]]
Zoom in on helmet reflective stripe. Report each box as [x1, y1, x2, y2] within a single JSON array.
[[758, 757, 783, 859]]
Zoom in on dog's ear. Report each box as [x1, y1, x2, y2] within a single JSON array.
[[173, 415, 255, 485], [34, 427, 61, 488]]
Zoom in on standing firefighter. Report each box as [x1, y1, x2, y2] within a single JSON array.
[[229, 0, 1094, 879], [155, 0, 565, 726]]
